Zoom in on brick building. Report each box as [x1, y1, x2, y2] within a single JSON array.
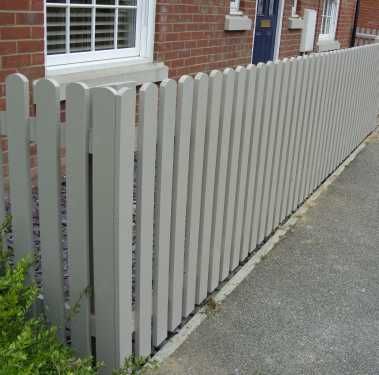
[[357, 0, 379, 29], [0, 0, 358, 111]]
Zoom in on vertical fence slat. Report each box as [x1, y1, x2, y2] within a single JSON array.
[[250, 62, 274, 249], [66, 83, 91, 357], [241, 63, 265, 259], [197, 70, 222, 297], [136, 83, 158, 355], [169, 76, 193, 330], [153, 79, 176, 347], [267, 59, 289, 235], [273, 58, 296, 228], [115, 87, 136, 361], [5, 74, 34, 262], [183, 73, 208, 317], [222, 66, 247, 275], [258, 61, 283, 242], [92, 87, 118, 367], [35, 79, 65, 339], [208, 68, 235, 293], [233, 65, 257, 263]]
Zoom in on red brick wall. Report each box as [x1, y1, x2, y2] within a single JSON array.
[[358, 0, 379, 29], [0, 0, 44, 110], [279, 0, 356, 59], [154, 0, 256, 78]]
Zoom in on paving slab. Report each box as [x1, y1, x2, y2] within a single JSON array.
[[153, 131, 379, 375]]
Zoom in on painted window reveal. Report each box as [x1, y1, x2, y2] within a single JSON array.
[[45, 0, 151, 66], [320, 0, 340, 40]]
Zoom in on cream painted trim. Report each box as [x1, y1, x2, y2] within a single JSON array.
[[274, 0, 286, 61]]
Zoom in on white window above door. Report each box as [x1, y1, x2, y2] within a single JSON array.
[[45, 0, 156, 67], [319, 0, 340, 40]]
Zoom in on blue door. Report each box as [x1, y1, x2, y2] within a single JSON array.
[[252, 0, 280, 64]]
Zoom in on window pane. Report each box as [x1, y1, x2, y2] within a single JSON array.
[[119, 0, 137, 6], [96, 0, 116, 5], [47, 0, 66, 3], [95, 8, 115, 50], [70, 7, 92, 52], [70, 0, 92, 4], [118, 8, 136, 48], [47, 6, 66, 55]]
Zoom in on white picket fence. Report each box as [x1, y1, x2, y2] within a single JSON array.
[[0, 44, 378, 373]]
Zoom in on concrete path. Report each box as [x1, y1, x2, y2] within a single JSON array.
[[153, 130, 379, 375]]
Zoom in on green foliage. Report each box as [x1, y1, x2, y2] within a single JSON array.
[[0, 222, 98, 375], [114, 355, 159, 375]]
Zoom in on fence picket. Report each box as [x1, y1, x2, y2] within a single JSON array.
[[232, 65, 257, 263], [66, 83, 91, 357], [92, 87, 119, 367], [241, 63, 265, 259], [197, 70, 223, 296], [250, 62, 275, 249], [153, 79, 176, 346], [222, 66, 247, 275], [169, 76, 194, 330], [135, 83, 158, 355], [5, 74, 34, 263], [35, 79, 65, 339], [209, 68, 235, 289], [183, 73, 208, 317], [259, 61, 284, 241]]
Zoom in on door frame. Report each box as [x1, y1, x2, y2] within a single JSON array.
[[251, 0, 286, 62]]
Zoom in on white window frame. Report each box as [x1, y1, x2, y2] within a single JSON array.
[[45, 0, 156, 67], [319, 0, 340, 41], [230, 0, 243, 15], [291, 0, 298, 17]]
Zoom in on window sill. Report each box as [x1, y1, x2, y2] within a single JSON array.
[[317, 39, 341, 52], [288, 16, 304, 30], [44, 58, 169, 100], [224, 14, 252, 31]]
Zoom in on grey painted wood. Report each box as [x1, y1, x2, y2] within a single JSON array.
[[265, 60, 287, 237], [273, 58, 296, 229], [232, 65, 257, 263], [222, 66, 247, 276], [115, 87, 136, 361], [197, 70, 222, 296], [289, 56, 309, 212], [210, 68, 235, 287], [5, 74, 34, 263], [183, 73, 208, 317], [258, 61, 283, 242], [295, 55, 316, 205], [279, 58, 302, 222], [136, 83, 158, 355], [66, 83, 91, 356], [250, 62, 275, 249], [241, 63, 265, 259], [35, 79, 65, 340], [220, 67, 247, 280], [169, 76, 193, 330], [91, 86, 119, 368], [198, 71, 223, 297], [153, 79, 176, 346]]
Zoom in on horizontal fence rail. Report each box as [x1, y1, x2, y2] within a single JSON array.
[[0, 44, 378, 373]]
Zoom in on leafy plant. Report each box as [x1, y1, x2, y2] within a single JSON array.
[[0, 220, 98, 375]]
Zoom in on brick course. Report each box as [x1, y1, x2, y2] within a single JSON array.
[[358, 0, 379, 29], [0, 0, 44, 111]]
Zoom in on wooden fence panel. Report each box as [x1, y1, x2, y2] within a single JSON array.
[[169, 76, 193, 330], [35, 79, 65, 340], [66, 82, 91, 357], [183, 73, 208, 317], [5, 74, 34, 263], [153, 79, 176, 346]]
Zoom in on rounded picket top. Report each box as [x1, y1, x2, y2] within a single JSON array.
[[34, 78, 61, 113], [160, 78, 177, 91], [5, 73, 29, 116], [177, 74, 194, 91], [66, 82, 90, 101], [209, 69, 222, 80], [5, 73, 29, 92], [194, 71, 209, 84]]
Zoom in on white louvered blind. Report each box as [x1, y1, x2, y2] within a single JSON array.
[[46, 0, 139, 65], [320, 0, 339, 39]]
